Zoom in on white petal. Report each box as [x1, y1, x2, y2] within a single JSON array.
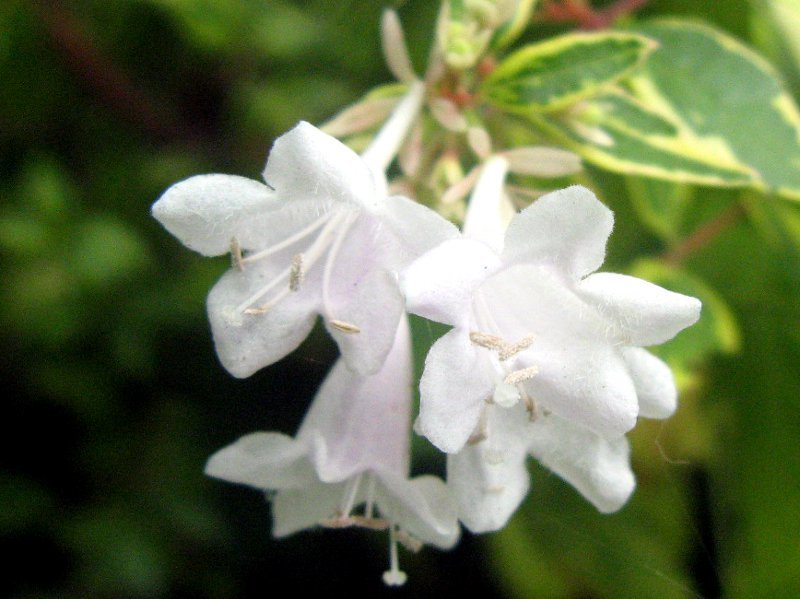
[[417, 328, 496, 453], [152, 174, 276, 256], [325, 267, 405, 376], [204, 432, 316, 489], [448, 404, 532, 533], [376, 472, 460, 549], [263, 121, 381, 211], [528, 416, 635, 513], [299, 319, 413, 481], [271, 480, 348, 537], [502, 185, 613, 281], [402, 238, 502, 327], [578, 272, 702, 346], [462, 156, 512, 253], [207, 259, 320, 378], [480, 265, 639, 439], [621, 347, 677, 419], [379, 194, 459, 264]]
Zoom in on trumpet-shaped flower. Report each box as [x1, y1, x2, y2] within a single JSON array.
[[153, 120, 456, 378], [403, 166, 701, 454], [205, 318, 459, 585]]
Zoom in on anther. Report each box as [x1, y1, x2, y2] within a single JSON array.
[[469, 331, 505, 350], [330, 319, 361, 334], [289, 253, 304, 291], [498, 335, 535, 361], [350, 516, 390, 530], [396, 530, 423, 553], [504, 365, 539, 385], [230, 237, 244, 271]]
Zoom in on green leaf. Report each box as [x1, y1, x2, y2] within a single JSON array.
[[482, 32, 657, 112], [625, 177, 694, 242], [525, 89, 758, 186], [628, 259, 741, 381], [630, 20, 800, 199]]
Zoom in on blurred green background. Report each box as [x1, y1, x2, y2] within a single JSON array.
[[2, 1, 800, 597]]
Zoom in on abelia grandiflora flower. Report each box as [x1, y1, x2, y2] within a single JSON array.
[[205, 318, 459, 585], [402, 155, 700, 529], [404, 166, 700, 452], [153, 119, 456, 378]]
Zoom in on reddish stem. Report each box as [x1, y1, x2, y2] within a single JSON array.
[[663, 202, 746, 266], [540, 0, 650, 30], [32, 0, 194, 141]]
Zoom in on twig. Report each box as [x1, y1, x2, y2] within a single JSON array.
[[663, 202, 746, 266], [540, 0, 651, 30]]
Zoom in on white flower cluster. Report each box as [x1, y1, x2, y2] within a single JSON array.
[[151, 10, 701, 586]]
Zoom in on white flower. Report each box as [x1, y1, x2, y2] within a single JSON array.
[[205, 317, 459, 585], [402, 171, 701, 454], [153, 120, 456, 377]]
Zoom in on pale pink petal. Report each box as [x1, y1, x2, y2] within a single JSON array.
[[263, 121, 381, 211], [402, 238, 502, 328], [152, 174, 276, 256], [528, 416, 635, 513], [417, 328, 496, 453], [204, 432, 316, 489], [448, 404, 532, 532], [300, 319, 412, 481], [578, 272, 702, 346], [377, 473, 460, 549], [622, 347, 678, 419], [502, 185, 613, 280], [206, 257, 320, 378]]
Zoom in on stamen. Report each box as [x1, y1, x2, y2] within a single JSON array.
[[241, 211, 332, 265], [382, 526, 408, 587], [329, 319, 361, 334], [230, 237, 244, 271], [289, 254, 304, 291], [350, 516, 390, 530], [242, 280, 292, 315], [468, 404, 490, 444], [396, 529, 422, 553], [339, 474, 363, 518], [520, 388, 539, 421], [504, 365, 539, 385], [498, 335, 536, 361], [469, 331, 505, 350], [365, 474, 377, 519], [321, 211, 359, 329]]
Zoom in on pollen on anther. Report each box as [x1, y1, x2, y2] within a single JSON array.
[[499, 335, 536, 361], [330, 319, 361, 334], [504, 365, 539, 385], [469, 331, 505, 350], [289, 253, 304, 291]]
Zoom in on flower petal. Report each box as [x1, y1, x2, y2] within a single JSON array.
[[207, 258, 320, 378], [578, 272, 702, 346], [152, 174, 276, 256], [380, 194, 459, 263], [402, 238, 502, 327], [300, 319, 412, 481], [376, 472, 460, 549], [448, 404, 532, 533], [528, 416, 635, 513], [621, 347, 678, 419], [272, 480, 349, 537], [480, 265, 639, 439], [325, 267, 405, 376], [417, 328, 496, 453], [502, 185, 613, 280], [263, 121, 381, 211], [204, 432, 316, 489]]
